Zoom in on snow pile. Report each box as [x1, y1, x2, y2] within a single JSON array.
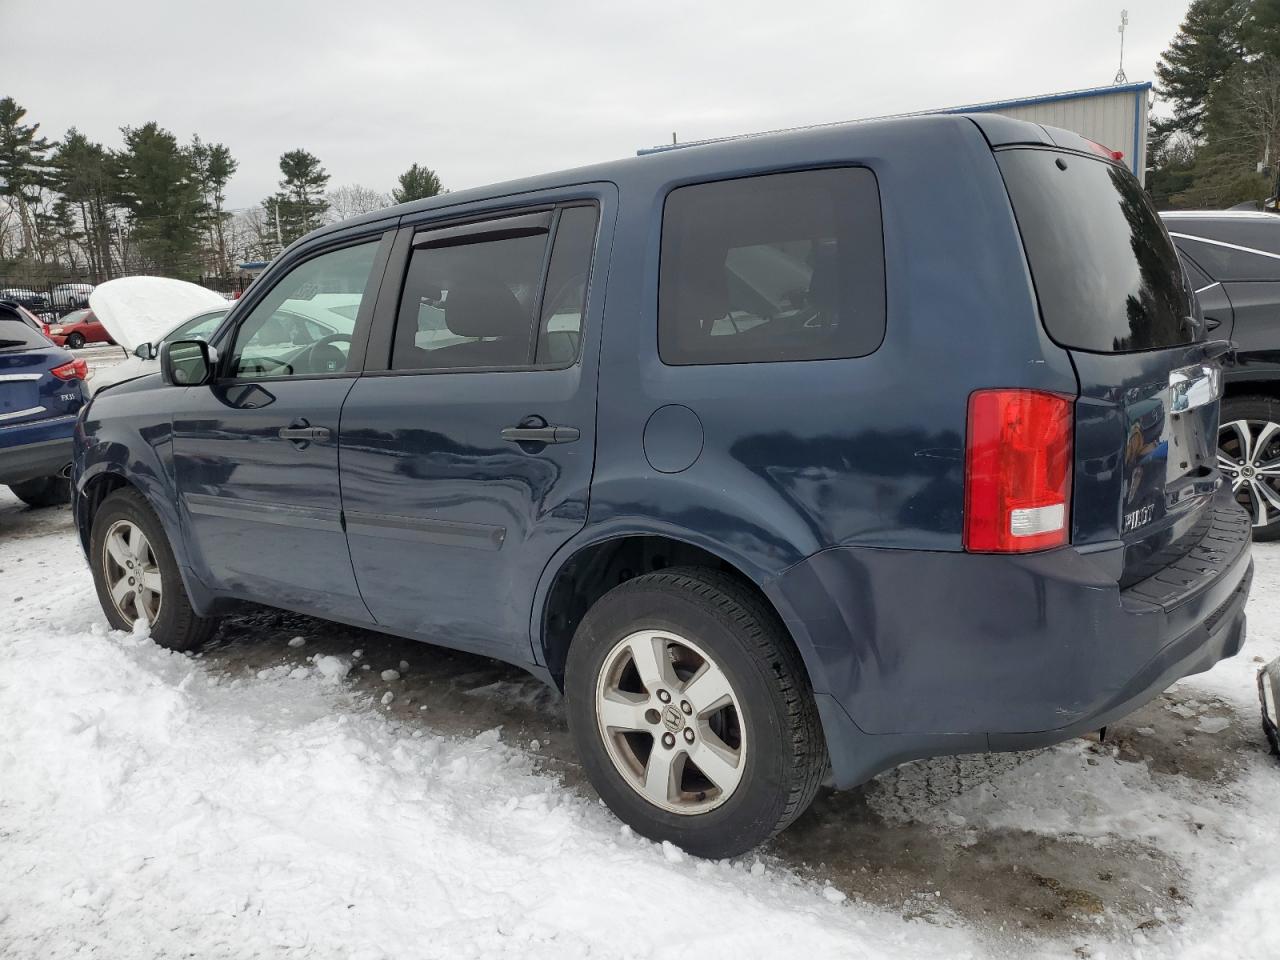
[[0, 624, 974, 959]]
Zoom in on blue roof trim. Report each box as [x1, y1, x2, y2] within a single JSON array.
[[1132, 88, 1143, 178], [936, 81, 1153, 116]]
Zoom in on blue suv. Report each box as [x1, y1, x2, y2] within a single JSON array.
[[74, 114, 1253, 857], [1, 301, 87, 506]]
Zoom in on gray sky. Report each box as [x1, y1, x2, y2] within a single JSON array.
[[5, 0, 1189, 209]]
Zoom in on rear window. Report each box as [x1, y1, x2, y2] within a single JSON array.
[[998, 149, 1196, 353], [658, 168, 885, 365], [0, 313, 48, 351]]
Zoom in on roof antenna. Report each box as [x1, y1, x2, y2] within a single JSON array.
[[1114, 9, 1129, 84]]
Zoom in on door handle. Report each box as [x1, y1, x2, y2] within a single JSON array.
[[278, 422, 331, 442], [1205, 316, 1222, 330], [501, 416, 580, 444]]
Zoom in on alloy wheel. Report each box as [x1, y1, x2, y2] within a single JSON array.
[[101, 519, 163, 627], [1219, 419, 1280, 529], [594, 629, 746, 815]]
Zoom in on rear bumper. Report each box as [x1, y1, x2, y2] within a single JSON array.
[[772, 485, 1254, 788], [0, 436, 74, 486]]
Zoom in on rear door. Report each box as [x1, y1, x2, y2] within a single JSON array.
[[339, 192, 611, 659], [997, 149, 1226, 583]]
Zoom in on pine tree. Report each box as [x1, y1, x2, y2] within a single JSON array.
[[392, 163, 445, 204], [269, 149, 330, 246], [53, 129, 118, 280], [114, 122, 205, 279], [190, 136, 239, 275], [0, 97, 52, 257], [1155, 0, 1248, 140]]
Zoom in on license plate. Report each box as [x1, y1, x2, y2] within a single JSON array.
[[0, 381, 38, 417]]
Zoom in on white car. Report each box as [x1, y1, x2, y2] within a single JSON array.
[[51, 282, 94, 310], [91, 306, 229, 394]]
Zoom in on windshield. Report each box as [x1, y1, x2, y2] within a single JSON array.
[[998, 149, 1197, 353], [166, 309, 228, 344]]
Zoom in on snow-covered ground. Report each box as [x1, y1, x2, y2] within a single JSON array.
[[1, 488, 1278, 959]]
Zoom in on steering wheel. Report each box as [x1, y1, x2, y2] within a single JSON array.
[[300, 333, 352, 374]]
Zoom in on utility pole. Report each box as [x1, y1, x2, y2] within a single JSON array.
[[274, 202, 284, 254], [1114, 9, 1129, 84]]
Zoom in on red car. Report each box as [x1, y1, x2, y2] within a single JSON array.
[[44, 308, 116, 349]]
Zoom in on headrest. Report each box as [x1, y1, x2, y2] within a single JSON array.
[[672, 246, 729, 326], [444, 283, 530, 339]]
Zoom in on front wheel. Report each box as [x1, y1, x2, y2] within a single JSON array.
[[1219, 397, 1280, 541], [89, 488, 218, 650], [66, 332, 85, 349], [565, 567, 827, 859]]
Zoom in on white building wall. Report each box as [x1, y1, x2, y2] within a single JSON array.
[[965, 88, 1149, 185]]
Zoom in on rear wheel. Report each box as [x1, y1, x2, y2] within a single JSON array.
[[565, 567, 826, 859], [89, 488, 218, 650], [66, 332, 85, 349], [1219, 397, 1280, 542], [8, 475, 70, 508]]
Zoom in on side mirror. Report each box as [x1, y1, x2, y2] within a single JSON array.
[[134, 341, 156, 360], [160, 339, 217, 386]]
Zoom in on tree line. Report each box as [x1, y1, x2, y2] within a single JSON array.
[[0, 96, 446, 284], [1151, 0, 1280, 208]]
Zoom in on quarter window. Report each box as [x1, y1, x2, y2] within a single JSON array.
[[658, 168, 885, 365], [228, 240, 380, 379]]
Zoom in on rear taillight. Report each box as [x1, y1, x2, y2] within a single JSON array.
[[50, 358, 89, 381], [964, 389, 1073, 553]]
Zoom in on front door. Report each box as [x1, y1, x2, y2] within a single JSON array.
[[339, 198, 609, 659], [172, 233, 391, 621]]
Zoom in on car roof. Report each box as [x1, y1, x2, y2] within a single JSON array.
[[301, 112, 1058, 247]]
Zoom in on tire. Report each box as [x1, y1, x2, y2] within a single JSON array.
[[565, 567, 827, 859], [8, 475, 70, 508], [89, 488, 218, 651], [67, 332, 85, 349], [1219, 396, 1280, 542]]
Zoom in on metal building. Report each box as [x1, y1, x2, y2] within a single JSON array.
[[642, 80, 1153, 184], [937, 81, 1152, 184]]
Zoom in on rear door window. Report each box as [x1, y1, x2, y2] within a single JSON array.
[[658, 168, 885, 365], [392, 203, 599, 371], [997, 149, 1196, 353]]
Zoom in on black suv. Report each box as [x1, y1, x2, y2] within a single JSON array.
[[1164, 211, 1280, 540]]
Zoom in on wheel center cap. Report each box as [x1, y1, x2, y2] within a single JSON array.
[[661, 704, 685, 732], [1243, 465, 1257, 479]]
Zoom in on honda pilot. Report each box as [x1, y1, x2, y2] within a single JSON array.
[[73, 114, 1253, 858]]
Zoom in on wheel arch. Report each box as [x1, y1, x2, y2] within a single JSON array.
[[532, 523, 832, 703], [76, 459, 219, 615]]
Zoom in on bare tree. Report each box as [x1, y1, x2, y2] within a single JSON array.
[[229, 206, 278, 264], [326, 184, 392, 223]]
